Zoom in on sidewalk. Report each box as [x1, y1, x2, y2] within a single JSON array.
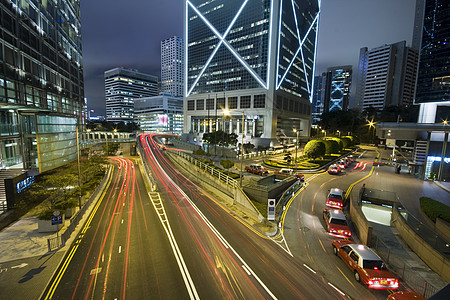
[[359, 149, 449, 294]]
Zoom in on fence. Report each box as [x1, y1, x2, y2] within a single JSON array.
[[170, 150, 238, 189], [372, 235, 439, 298], [47, 166, 112, 251]]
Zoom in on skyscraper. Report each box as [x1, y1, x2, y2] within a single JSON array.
[[326, 66, 352, 112], [414, 0, 450, 106], [311, 73, 328, 124], [184, 0, 320, 147], [0, 0, 84, 173], [357, 41, 418, 111], [105, 68, 158, 123], [161, 36, 184, 97]]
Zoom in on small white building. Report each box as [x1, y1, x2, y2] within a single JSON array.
[[134, 94, 183, 134]]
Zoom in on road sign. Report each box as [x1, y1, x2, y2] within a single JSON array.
[[267, 198, 276, 221], [51, 215, 63, 225], [53, 210, 60, 217]]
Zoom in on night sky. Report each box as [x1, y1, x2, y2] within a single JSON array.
[[81, 0, 416, 115]]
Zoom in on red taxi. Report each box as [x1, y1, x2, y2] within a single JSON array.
[[323, 208, 351, 238], [332, 240, 399, 289], [326, 188, 345, 209], [327, 164, 341, 175]]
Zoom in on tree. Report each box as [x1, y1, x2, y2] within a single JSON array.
[[324, 139, 340, 154], [284, 152, 292, 167], [340, 137, 351, 149], [220, 159, 234, 172], [329, 138, 343, 152], [203, 131, 238, 147], [243, 142, 255, 154], [304, 140, 326, 161]]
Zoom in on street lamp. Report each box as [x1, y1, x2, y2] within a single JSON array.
[[321, 129, 326, 138], [367, 119, 376, 145], [337, 130, 341, 137], [239, 111, 245, 187], [293, 128, 301, 170]]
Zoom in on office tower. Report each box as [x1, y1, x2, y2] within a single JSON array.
[[105, 68, 158, 123], [414, 0, 450, 106], [184, 0, 320, 147], [134, 94, 184, 134], [357, 41, 418, 111], [161, 36, 184, 97], [311, 73, 328, 124], [0, 0, 84, 174], [326, 66, 352, 112]]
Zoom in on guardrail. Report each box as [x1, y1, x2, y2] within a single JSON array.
[[170, 150, 238, 189], [372, 235, 439, 298]]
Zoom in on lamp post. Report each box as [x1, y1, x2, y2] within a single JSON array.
[[368, 119, 376, 145], [293, 128, 300, 170], [76, 124, 82, 208], [322, 129, 326, 138], [240, 111, 244, 187]]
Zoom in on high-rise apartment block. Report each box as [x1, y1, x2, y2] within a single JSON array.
[[183, 0, 320, 147], [0, 0, 84, 173], [357, 41, 418, 111], [161, 36, 184, 97], [105, 68, 158, 123]]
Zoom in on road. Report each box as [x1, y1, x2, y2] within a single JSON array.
[[282, 147, 402, 299], [42, 156, 189, 299], [140, 133, 346, 299]]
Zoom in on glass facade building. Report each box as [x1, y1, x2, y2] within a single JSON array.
[[0, 0, 84, 173], [184, 0, 320, 146], [327, 66, 352, 112], [134, 94, 184, 134], [414, 0, 450, 104], [105, 68, 158, 123]]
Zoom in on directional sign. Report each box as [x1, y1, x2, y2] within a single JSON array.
[[267, 198, 276, 221], [51, 215, 63, 225]]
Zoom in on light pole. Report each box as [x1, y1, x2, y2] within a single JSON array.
[[239, 111, 244, 187], [293, 128, 300, 170], [76, 124, 82, 208], [322, 129, 326, 138], [368, 119, 376, 145]]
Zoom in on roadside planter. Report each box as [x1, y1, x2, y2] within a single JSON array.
[[38, 214, 65, 233]]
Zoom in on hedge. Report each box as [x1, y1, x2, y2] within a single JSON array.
[[419, 196, 450, 223]]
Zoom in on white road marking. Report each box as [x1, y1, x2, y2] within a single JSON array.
[[327, 282, 345, 296], [303, 264, 316, 274], [241, 264, 251, 276], [11, 263, 28, 269], [118, 246, 122, 254]]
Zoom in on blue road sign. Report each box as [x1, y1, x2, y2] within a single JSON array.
[[51, 215, 63, 225]]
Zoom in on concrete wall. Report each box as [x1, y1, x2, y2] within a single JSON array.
[[349, 184, 373, 246], [244, 175, 297, 204], [392, 208, 450, 282], [167, 152, 263, 222], [436, 218, 450, 243]]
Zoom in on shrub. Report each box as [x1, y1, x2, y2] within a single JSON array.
[[304, 140, 326, 160], [420, 197, 450, 223]]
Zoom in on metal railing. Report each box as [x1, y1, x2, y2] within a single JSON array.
[[372, 235, 439, 298], [170, 150, 238, 188]]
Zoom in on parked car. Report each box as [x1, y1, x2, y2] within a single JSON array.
[[328, 164, 341, 175], [245, 164, 269, 175], [322, 208, 352, 238], [326, 188, 345, 209], [274, 168, 305, 181], [332, 240, 399, 289]]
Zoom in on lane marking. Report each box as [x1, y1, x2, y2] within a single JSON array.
[[336, 266, 355, 288], [241, 264, 251, 276], [118, 246, 122, 254], [303, 264, 316, 274], [327, 282, 345, 296], [318, 238, 326, 253], [43, 167, 113, 300]]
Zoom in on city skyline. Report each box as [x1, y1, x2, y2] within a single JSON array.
[[81, 0, 416, 115]]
